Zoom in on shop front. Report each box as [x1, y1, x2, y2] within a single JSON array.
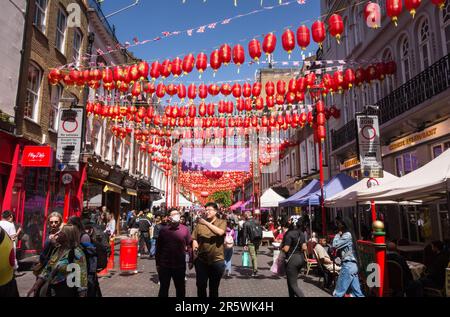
[[122, 175, 138, 212]]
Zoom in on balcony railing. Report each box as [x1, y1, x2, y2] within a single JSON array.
[[88, 0, 118, 42], [331, 53, 450, 152]]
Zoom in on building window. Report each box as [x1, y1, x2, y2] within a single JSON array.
[[49, 85, 62, 131], [442, 1, 450, 55], [418, 19, 431, 71], [34, 0, 47, 33], [300, 141, 308, 176], [291, 151, 296, 176], [307, 136, 317, 174], [400, 36, 411, 83], [25, 63, 42, 121], [395, 151, 418, 176], [93, 121, 102, 155], [432, 141, 450, 159], [56, 8, 67, 54], [372, 81, 381, 103], [105, 132, 112, 160], [73, 29, 82, 66], [115, 140, 122, 167], [382, 50, 395, 96]]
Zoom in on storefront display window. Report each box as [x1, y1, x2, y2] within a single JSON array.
[[395, 151, 418, 176], [432, 141, 450, 159]]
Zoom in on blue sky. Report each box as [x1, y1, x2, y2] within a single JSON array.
[[97, 0, 320, 105]]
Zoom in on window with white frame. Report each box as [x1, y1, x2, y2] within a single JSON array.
[[343, 94, 349, 123], [25, 63, 42, 121], [291, 151, 297, 176], [372, 81, 381, 104], [400, 36, 411, 83], [56, 8, 67, 54], [115, 139, 122, 167], [300, 141, 308, 176], [93, 121, 102, 155], [124, 146, 130, 170], [73, 29, 82, 66], [395, 151, 418, 176], [307, 136, 317, 174], [49, 85, 62, 131], [418, 18, 431, 71], [382, 50, 395, 96], [432, 141, 450, 159], [442, 1, 450, 55], [34, 0, 47, 33], [105, 132, 112, 160]]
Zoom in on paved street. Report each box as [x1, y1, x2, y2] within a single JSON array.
[[16, 244, 331, 297]]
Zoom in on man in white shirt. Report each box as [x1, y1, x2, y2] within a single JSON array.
[[0, 211, 18, 270]]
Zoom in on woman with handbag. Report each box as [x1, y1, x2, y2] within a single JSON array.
[[27, 224, 88, 297], [281, 217, 307, 297]]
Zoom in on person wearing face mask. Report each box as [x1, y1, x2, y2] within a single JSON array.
[[155, 208, 192, 297]]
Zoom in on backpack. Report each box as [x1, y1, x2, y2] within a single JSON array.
[[248, 221, 263, 243], [90, 226, 111, 271], [224, 232, 234, 249]]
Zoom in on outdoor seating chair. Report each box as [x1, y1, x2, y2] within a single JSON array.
[[386, 260, 404, 297], [304, 245, 318, 276], [313, 249, 338, 290]]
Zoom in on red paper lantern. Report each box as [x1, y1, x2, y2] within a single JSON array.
[[297, 77, 307, 93], [182, 54, 195, 75], [263, 33, 277, 56], [277, 80, 286, 95], [375, 63, 386, 80], [252, 82, 262, 97], [286, 92, 296, 105], [405, 0, 422, 18], [266, 96, 275, 108], [208, 84, 220, 97], [138, 61, 149, 80], [199, 102, 207, 117], [150, 61, 161, 80], [129, 64, 140, 82], [328, 14, 344, 44], [177, 84, 187, 101], [237, 98, 245, 112], [242, 82, 252, 98], [386, 0, 403, 26], [210, 49, 222, 74], [131, 82, 142, 98], [255, 96, 264, 110], [316, 100, 325, 113], [48, 68, 61, 85], [113, 66, 124, 82], [276, 94, 285, 105], [207, 103, 215, 117], [198, 84, 208, 100], [296, 25, 310, 50], [265, 81, 275, 96], [307, 112, 314, 127], [188, 104, 196, 118], [196, 52, 208, 73], [431, 0, 446, 10], [248, 39, 262, 62], [312, 20, 326, 48], [160, 59, 172, 78], [171, 57, 183, 77], [216, 44, 231, 66], [355, 68, 365, 86], [333, 71, 344, 91], [245, 98, 253, 111], [344, 69, 356, 89], [317, 125, 326, 141], [221, 83, 232, 97], [232, 83, 242, 98], [385, 61, 397, 75], [288, 78, 297, 93], [156, 83, 166, 99], [188, 83, 197, 101], [282, 29, 296, 55], [226, 100, 234, 114], [306, 73, 316, 88], [232, 44, 245, 67]]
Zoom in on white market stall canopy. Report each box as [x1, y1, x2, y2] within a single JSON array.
[[357, 149, 450, 202], [84, 194, 130, 207], [260, 188, 286, 208], [152, 194, 193, 207], [324, 171, 413, 207]]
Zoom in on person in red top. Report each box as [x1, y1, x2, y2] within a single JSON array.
[[275, 224, 288, 243]]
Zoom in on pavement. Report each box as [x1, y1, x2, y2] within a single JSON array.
[[15, 243, 331, 297]]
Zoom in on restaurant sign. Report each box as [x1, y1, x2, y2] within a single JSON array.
[[382, 118, 450, 156], [21, 146, 53, 167], [339, 157, 360, 171], [356, 114, 384, 178]]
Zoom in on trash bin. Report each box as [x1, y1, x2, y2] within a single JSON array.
[[120, 239, 138, 272]]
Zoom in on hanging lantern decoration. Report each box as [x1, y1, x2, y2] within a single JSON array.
[[296, 25, 310, 50], [218, 44, 232, 66], [232, 44, 245, 73], [207, 103, 215, 117], [208, 84, 220, 97], [276, 80, 286, 95], [252, 82, 262, 97], [307, 112, 314, 127], [227, 101, 234, 115], [288, 78, 298, 94], [218, 100, 225, 114], [296, 77, 307, 93], [431, 0, 445, 10], [366, 65, 378, 83], [248, 39, 262, 62], [188, 83, 197, 101], [265, 81, 275, 96], [232, 83, 242, 98], [262, 33, 277, 57], [221, 83, 232, 97], [245, 98, 253, 111], [113, 66, 124, 82], [166, 83, 178, 97], [130, 64, 140, 83], [160, 59, 172, 79], [344, 68, 356, 89], [182, 54, 195, 75], [150, 61, 161, 81], [405, 0, 422, 18], [210, 49, 222, 76], [385, 61, 397, 76], [242, 82, 252, 98], [198, 83, 208, 100], [375, 63, 386, 81], [364, 2, 381, 29], [237, 98, 245, 112], [171, 57, 183, 77], [276, 94, 285, 105], [177, 84, 187, 101], [328, 14, 344, 44], [48, 68, 62, 85], [355, 67, 365, 86], [386, 0, 403, 26], [196, 52, 208, 76], [333, 71, 344, 92], [306, 72, 316, 88], [131, 82, 142, 100], [138, 61, 149, 81], [317, 125, 326, 142], [312, 20, 326, 48], [255, 96, 264, 110], [282, 29, 296, 58], [188, 103, 196, 118], [156, 83, 166, 99], [286, 92, 296, 105]]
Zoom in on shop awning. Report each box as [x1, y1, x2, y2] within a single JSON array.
[[357, 148, 450, 202], [279, 179, 321, 207], [293, 174, 358, 207], [126, 189, 138, 196], [260, 188, 286, 208], [103, 184, 122, 194]]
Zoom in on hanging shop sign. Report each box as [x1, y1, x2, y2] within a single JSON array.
[[122, 176, 137, 189], [356, 114, 383, 178], [56, 108, 84, 171], [382, 118, 450, 156], [88, 160, 111, 180], [21, 146, 53, 167]]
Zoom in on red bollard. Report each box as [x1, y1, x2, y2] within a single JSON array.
[[373, 220, 386, 297], [120, 238, 138, 273]]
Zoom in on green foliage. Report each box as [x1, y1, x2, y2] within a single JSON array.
[[209, 191, 232, 208]]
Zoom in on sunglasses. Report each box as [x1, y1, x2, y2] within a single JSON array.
[[49, 221, 60, 224]]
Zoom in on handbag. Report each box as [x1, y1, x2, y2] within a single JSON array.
[[242, 251, 250, 267], [270, 251, 286, 276]]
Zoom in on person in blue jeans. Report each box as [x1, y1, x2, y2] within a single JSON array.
[[332, 218, 365, 297]]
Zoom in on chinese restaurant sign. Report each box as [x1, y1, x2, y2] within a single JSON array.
[[21, 146, 53, 167]]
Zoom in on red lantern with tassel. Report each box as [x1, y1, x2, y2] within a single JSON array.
[[265, 81, 275, 96], [199, 84, 208, 100], [365, 2, 381, 29], [248, 39, 262, 62], [355, 68, 365, 86], [385, 61, 397, 75], [177, 84, 187, 101], [344, 69, 356, 89], [297, 77, 307, 92], [226, 101, 234, 114], [196, 53, 208, 74], [276, 94, 285, 105], [188, 83, 197, 101], [156, 83, 166, 99], [199, 102, 207, 117], [263, 33, 277, 56], [288, 78, 298, 93], [252, 82, 262, 97], [333, 71, 344, 91], [210, 50, 222, 74], [150, 61, 161, 80], [160, 59, 172, 78], [386, 0, 403, 26], [138, 62, 149, 80], [188, 104, 196, 118], [237, 98, 245, 112], [277, 80, 286, 95], [172, 57, 183, 77], [282, 29, 296, 57], [306, 73, 316, 88], [255, 96, 264, 110], [219, 44, 232, 65], [208, 84, 220, 97], [296, 25, 310, 50], [232, 44, 245, 70], [431, 0, 445, 10], [405, 0, 422, 18], [182, 54, 195, 75], [312, 20, 326, 48], [328, 14, 344, 44], [221, 83, 232, 97], [232, 83, 242, 98], [245, 98, 253, 111], [242, 82, 252, 98], [207, 103, 215, 117]]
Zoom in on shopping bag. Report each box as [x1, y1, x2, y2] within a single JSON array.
[[242, 251, 250, 267], [270, 252, 286, 276]]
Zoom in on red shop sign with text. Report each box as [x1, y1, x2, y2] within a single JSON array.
[[21, 146, 53, 167]]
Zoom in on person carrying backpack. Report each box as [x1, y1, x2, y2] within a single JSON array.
[[242, 211, 263, 278], [224, 221, 235, 278]]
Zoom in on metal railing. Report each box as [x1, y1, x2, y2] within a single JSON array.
[[88, 0, 118, 42], [331, 54, 450, 152]]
